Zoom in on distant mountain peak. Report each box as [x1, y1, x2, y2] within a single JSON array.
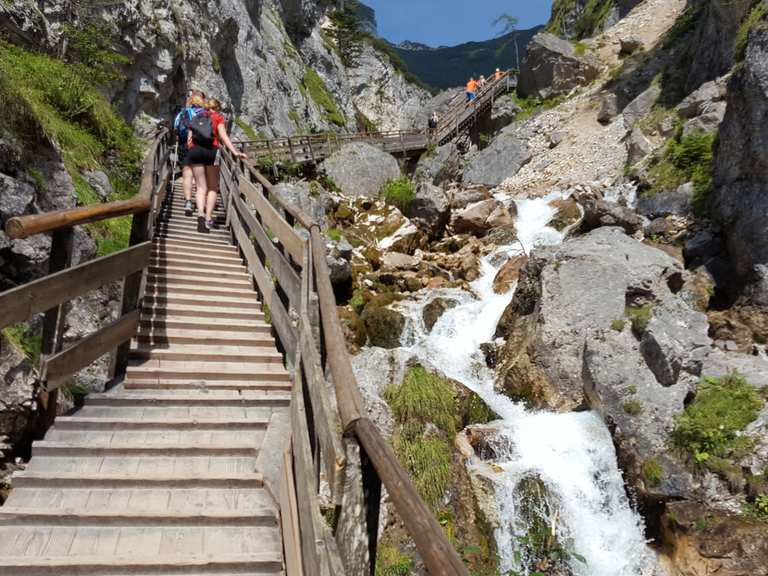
[[398, 40, 433, 51]]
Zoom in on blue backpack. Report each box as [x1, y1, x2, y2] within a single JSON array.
[[174, 107, 202, 141]]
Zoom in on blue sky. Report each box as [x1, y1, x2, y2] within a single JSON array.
[[363, 0, 553, 47]]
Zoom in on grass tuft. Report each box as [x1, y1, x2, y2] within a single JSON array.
[[302, 68, 346, 127], [642, 458, 663, 487], [626, 304, 653, 336], [2, 324, 42, 364], [735, 1, 768, 61], [381, 177, 414, 212]]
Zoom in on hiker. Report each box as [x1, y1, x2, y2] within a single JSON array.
[[495, 68, 503, 81], [428, 111, 439, 139], [465, 77, 478, 102], [478, 75, 487, 91], [187, 97, 248, 233], [173, 90, 206, 216]]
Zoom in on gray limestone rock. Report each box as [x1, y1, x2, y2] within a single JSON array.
[[575, 190, 643, 235], [273, 181, 332, 228], [637, 184, 693, 219], [451, 198, 515, 237], [462, 128, 531, 188], [712, 26, 768, 297], [625, 126, 653, 165], [517, 32, 601, 100], [83, 171, 113, 201], [405, 181, 450, 239], [414, 143, 462, 186], [622, 84, 661, 127], [319, 142, 401, 199]]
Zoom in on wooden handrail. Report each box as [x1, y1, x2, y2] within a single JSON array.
[[5, 128, 168, 239], [5, 197, 151, 240]]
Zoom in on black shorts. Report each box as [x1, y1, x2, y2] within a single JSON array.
[[187, 146, 218, 167], [178, 142, 190, 167]]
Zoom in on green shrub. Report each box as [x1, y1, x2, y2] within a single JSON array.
[[662, 6, 702, 49], [327, 0, 365, 67], [644, 131, 716, 217], [375, 544, 413, 576], [511, 94, 564, 122], [234, 117, 260, 140], [349, 288, 365, 313], [367, 36, 434, 93], [611, 318, 626, 332], [547, 0, 614, 39], [61, 21, 132, 86], [735, 1, 768, 61], [642, 459, 663, 487], [622, 399, 643, 415], [2, 324, 42, 363], [302, 68, 346, 127], [572, 40, 589, 56], [381, 177, 415, 211], [673, 373, 764, 465], [626, 304, 653, 335], [326, 228, 343, 242]]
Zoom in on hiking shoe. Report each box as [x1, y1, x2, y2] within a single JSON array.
[[184, 200, 193, 216], [205, 219, 215, 231], [197, 216, 208, 234]]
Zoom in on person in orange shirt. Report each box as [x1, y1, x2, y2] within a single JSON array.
[[495, 68, 503, 81], [466, 77, 478, 102]]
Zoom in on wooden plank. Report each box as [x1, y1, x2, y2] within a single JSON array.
[[280, 440, 304, 576], [291, 357, 320, 576], [269, 291, 296, 363], [299, 323, 345, 504], [230, 209, 274, 304], [334, 440, 372, 574], [309, 228, 364, 431], [0, 242, 151, 332], [41, 310, 140, 387], [232, 194, 301, 308], [239, 178, 304, 262], [354, 418, 469, 576]]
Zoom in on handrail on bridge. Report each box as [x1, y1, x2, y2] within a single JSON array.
[[0, 128, 172, 422], [221, 148, 469, 576]]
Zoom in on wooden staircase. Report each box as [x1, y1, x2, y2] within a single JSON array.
[[0, 183, 290, 575]]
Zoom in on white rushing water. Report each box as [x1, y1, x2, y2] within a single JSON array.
[[397, 192, 657, 576]]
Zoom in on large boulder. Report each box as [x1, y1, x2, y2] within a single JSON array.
[[712, 26, 768, 303], [462, 128, 531, 188], [405, 182, 450, 239], [575, 190, 643, 235], [495, 227, 713, 501], [517, 32, 601, 100], [319, 142, 401, 199], [414, 142, 462, 186], [451, 198, 515, 237], [273, 181, 333, 228]]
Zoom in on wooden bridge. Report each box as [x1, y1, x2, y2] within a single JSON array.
[[241, 71, 514, 166], [0, 126, 472, 574]]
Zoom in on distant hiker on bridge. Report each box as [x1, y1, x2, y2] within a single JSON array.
[[466, 77, 478, 102], [495, 68, 503, 81], [174, 90, 206, 217], [478, 75, 487, 91], [428, 111, 439, 139], [187, 97, 248, 233]]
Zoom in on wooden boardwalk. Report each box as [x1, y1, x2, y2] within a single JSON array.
[[0, 185, 290, 575]]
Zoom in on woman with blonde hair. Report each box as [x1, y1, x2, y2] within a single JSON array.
[[173, 91, 206, 216], [186, 97, 247, 232]]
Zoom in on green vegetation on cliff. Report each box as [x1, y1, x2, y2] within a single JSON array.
[[0, 40, 141, 255], [735, 1, 768, 61], [547, 0, 615, 39], [301, 68, 346, 127]]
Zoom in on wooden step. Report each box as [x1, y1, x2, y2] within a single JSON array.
[[138, 317, 268, 333], [142, 293, 260, 310], [151, 249, 243, 266], [129, 345, 282, 364], [51, 416, 270, 430], [142, 284, 258, 300], [0, 551, 282, 575], [154, 231, 232, 247], [123, 379, 291, 392], [135, 328, 274, 347], [0, 507, 277, 527], [149, 257, 247, 273], [11, 471, 264, 489], [156, 222, 230, 239], [126, 360, 290, 382], [141, 304, 265, 323], [31, 442, 261, 457], [23, 454, 258, 476], [154, 238, 239, 255], [85, 391, 290, 406], [148, 265, 250, 281], [146, 273, 253, 290]]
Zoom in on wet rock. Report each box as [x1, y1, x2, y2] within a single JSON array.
[[273, 181, 333, 228], [575, 190, 643, 235], [414, 143, 462, 186], [361, 303, 406, 349], [319, 143, 401, 199], [422, 297, 458, 332], [450, 187, 491, 210], [380, 251, 421, 272], [463, 128, 532, 188], [378, 219, 425, 255], [452, 199, 515, 237], [661, 502, 768, 576], [549, 197, 582, 233], [517, 32, 601, 100], [405, 182, 450, 239], [492, 254, 528, 294]]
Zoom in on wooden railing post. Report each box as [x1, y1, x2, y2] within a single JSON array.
[[38, 227, 74, 427]]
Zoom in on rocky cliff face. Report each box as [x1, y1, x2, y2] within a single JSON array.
[[0, 0, 429, 136], [547, 0, 643, 39]]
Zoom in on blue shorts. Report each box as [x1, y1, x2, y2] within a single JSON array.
[[466, 92, 476, 101]]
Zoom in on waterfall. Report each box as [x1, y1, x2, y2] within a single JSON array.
[[394, 192, 658, 576]]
